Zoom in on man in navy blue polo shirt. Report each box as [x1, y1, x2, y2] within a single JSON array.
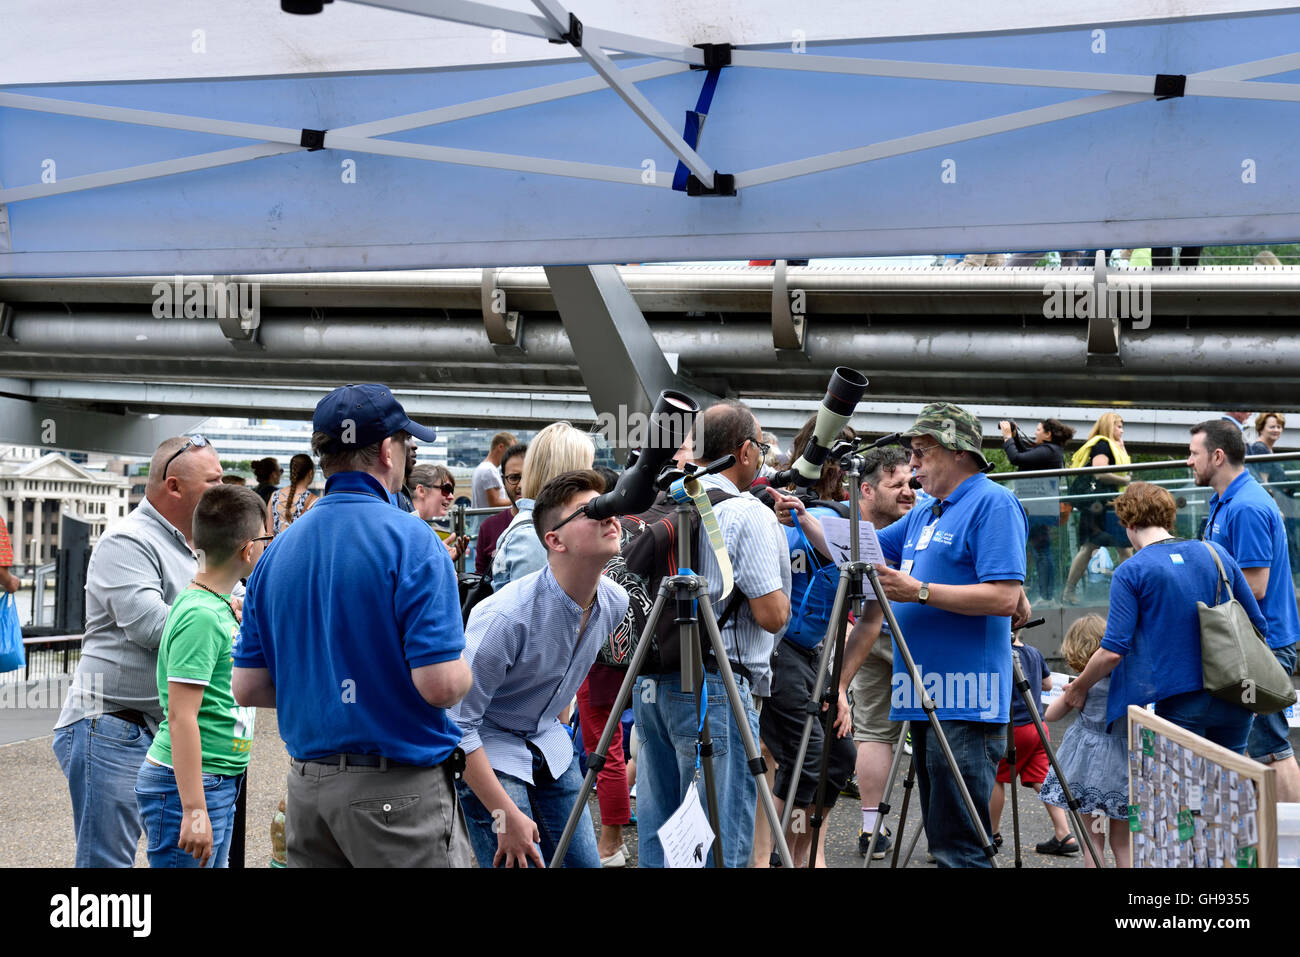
[[1190, 418, 1300, 802], [871, 402, 1031, 868], [233, 384, 473, 867]]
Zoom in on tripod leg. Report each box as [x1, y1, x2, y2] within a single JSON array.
[[889, 751, 916, 869], [1011, 653, 1106, 868], [901, 808, 924, 867], [864, 564, 999, 868], [865, 720, 910, 869], [548, 585, 670, 868], [1006, 721, 1021, 867], [779, 567, 851, 835], [804, 570, 859, 869], [696, 710, 726, 869], [696, 595, 794, 868]]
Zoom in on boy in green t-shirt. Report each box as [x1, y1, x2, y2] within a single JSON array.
[[135, 485, 270, 867]]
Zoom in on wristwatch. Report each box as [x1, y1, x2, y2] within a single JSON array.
[[918, 582, 930, 605]]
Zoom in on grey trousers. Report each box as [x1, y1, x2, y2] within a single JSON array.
[[286, 758, 472, 867]]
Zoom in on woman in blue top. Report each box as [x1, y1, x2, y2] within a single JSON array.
[[1061, 482, 1265, 753]]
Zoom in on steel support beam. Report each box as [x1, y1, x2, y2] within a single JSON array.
[[543, 264, 715, 455], [0, 395, 201, 456]]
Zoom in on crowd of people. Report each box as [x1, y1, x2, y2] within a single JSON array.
[[47, 383, 1300, 869]]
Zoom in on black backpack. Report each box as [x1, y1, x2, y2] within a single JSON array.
[[603, 488, 746, 675]]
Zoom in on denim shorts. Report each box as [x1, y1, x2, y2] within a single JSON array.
[[1247, 642, 1298, 762], [135, 760, 243, 868]]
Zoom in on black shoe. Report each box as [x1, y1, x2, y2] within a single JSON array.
[[1035, 834, 1080, 855], [993, 832, 1003, 847], [858, 825, 893, 860], [840, 775, 860, 800]]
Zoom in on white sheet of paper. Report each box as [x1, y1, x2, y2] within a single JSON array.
[[658, 786, 716, 869], [818, 516, 886, 569]]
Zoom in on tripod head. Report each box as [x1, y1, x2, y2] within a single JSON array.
[[654, 454, 736, 493], [814, 431, 906, 478]]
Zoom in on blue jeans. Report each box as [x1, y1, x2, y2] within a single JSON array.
[[633, 672, 761, 868], [456, 751, 599, 868], [135, 760, 243, 868], [53, 714, 153, 868], [1247, 642, 1298, 762], [1155, 690, 1254, 756], [910, 719, 1004, 868]]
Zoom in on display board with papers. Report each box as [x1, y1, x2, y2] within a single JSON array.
[[1127, 706, 1277, 868]]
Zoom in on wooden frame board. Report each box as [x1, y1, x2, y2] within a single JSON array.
[[1128, 705, 1277, 868]]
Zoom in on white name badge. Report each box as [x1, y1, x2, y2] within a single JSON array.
[[915, 524, 937, 551], [900, 559, 915, 575]]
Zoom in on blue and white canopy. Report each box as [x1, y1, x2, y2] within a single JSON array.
[[2, 0, 1298, 276]]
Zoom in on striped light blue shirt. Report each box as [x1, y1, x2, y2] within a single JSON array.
[[693, 473, 792, 697], [452, 564, 630, 783]]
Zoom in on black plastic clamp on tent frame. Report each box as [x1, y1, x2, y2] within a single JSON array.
[[547, 11, 583, 47], [1154, 73, 1187, 100]]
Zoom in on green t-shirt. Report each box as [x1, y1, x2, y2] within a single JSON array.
[[147, 588, 255, 776]]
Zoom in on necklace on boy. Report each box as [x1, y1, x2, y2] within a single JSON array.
[[190, 580, 237, 622]]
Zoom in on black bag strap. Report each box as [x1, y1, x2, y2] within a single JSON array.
[[716, 588, 745, 630]]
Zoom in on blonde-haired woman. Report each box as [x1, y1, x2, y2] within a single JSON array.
[[491, 422, 595, 590], [1061, 412, 1131, 603]]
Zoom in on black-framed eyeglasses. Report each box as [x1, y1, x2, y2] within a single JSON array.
[[162, 434, 209, 479], [748, 436, 771, 459], [248, 536, 274, 546], [503, 472, 523, 485], [550, 503, 590, 534]]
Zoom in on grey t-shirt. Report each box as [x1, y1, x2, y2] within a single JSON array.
[[471, 459, 504, 508]]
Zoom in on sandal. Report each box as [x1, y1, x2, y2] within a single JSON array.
[[1060, 592, 1081, 606], [1035, 834, 1080, 855]]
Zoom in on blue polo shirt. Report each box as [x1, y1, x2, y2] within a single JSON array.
[[1101, 538, 1267, 728], [235, 471, 465, 765], [876, 472, 1027, 723], [1205, 469, 1300, 650]]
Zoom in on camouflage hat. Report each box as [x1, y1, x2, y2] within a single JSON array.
[[901, 402, 991, 472]]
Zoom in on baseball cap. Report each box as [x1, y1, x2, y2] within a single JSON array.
[[901, 401, 991, 472], [313, 384, 437, 451]]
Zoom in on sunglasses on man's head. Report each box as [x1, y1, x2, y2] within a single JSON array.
[[162, 434, 210, 479]]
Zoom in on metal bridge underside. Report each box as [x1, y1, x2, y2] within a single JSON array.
[[0, 264, 1297, 453]]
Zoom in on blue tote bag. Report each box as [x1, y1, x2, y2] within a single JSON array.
[[0, 592, 24, 673]]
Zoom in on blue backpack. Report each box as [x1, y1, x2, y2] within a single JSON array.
[[784, 504, 846, 650]]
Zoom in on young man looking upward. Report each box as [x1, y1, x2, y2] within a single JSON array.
[[452, 470, 630, 867]]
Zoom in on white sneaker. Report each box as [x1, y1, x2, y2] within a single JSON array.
[[601, 846, 628, 868]]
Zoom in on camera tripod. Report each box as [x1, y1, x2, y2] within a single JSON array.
[[548, 455, 794, 868], [1001, 623, 1105, 867], [876, 621, 1106, 868], [778, 438, 1000, 868]]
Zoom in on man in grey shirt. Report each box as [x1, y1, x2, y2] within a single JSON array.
[[471, 431, 517, 509], [53, 434, 224, 867]]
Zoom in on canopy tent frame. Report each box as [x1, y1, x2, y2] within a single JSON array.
[[2, 1, 1299, 208]]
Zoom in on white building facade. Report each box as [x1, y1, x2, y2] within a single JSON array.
[[0, 452, 131, 564]]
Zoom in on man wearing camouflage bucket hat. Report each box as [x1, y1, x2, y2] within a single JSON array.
[[867, 401, 1031, 867]]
